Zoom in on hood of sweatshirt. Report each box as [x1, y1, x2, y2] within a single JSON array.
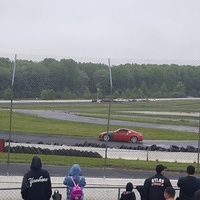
[[30, 156, 42, 170], [68, 164, 82, 176]]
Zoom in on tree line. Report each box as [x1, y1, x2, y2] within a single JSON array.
[[0, 57, 200, 100]]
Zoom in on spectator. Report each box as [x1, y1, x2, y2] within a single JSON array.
[[177, 165, 200, 200], [143, 164, 172, 200], [195, 189, 200, 200], [21, 156, 52, 200], [120, 182, 136, 200], [164, 187, 175, 200], [63, 164, 86, 200]]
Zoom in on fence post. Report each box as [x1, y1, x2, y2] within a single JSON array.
[[118, 187, 121, 200]]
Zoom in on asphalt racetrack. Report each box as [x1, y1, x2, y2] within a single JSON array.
[[0, 131, 198, 149]]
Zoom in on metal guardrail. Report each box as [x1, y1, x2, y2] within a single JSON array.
[[0, 185, 180, 200]]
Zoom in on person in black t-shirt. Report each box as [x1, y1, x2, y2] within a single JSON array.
[[177, 165, 200, 200], [195, 188, 200, 200]]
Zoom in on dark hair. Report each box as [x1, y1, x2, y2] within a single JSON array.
[[187, 165, 195, 175], [126, 182, 133, 191], [165, 187, 175, 198]]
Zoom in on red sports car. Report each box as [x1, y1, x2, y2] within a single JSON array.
[[98, 128, 143, 143]]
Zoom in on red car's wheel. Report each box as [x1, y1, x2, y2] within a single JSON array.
[[103, 134, 110, 141], [130, 136, 138, 143]]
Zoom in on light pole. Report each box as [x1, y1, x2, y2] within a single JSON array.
[[7, 54, 17, 176], [97, 88, 99, 102], [104, 58, 113, 178]]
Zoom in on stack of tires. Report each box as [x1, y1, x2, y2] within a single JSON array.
[[3, 145, 102, 158]]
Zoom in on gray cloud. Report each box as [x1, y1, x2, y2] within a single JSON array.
[[1, 0, 200, 60]]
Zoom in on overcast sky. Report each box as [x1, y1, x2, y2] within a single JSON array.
[[1, 0, 200, 62]]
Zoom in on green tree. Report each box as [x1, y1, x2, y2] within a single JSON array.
[[140, 81, 148, 97], [172, 81, 186, 97], [62, 87, 77, 99], [150, 83, 159, 97], [93, 69, 110, 96], [41, 89, 55, 100], [160, 82, 168, 97], [1, 56, 200, 99], [112, 90, 120, 99], [82, 87, 92, 99], [3, 88, 13, 99]]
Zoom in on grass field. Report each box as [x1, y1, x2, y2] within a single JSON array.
[[0, 152, 196, 172]]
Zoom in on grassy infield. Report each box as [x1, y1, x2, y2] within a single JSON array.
[[0, 99, 200, 172]]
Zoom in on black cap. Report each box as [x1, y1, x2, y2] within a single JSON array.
[[156, 164, 167, 173]]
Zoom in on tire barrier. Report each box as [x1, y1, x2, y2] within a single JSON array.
[[3, 145, 102, 158], [169, 145, 180, 152], [186, 145, 197, 152], [3, 142, 198, 154], [73, 142, 198, 153]]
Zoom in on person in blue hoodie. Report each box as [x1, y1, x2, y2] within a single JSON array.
[[21, 156, 52, 200], [63, 164, 86, 200]]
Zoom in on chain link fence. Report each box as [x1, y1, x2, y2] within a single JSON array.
[[0, 53, 200, 178], [0, 186, 140, 200], [0, 186, 181, 200]]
